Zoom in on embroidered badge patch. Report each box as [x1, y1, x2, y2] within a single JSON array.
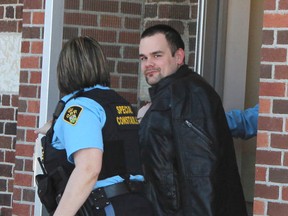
[[63, 106, 83, 125]]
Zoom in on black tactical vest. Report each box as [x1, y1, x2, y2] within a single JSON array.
[[41, 88, 143, 181]]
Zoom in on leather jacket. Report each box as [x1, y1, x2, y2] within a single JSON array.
[[139, 65, 247, 216]]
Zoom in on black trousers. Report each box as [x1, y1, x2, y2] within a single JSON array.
[[109, 193, 154, 216]]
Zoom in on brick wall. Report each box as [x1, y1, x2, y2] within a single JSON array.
[[62, 0, 145, 106], [254, 0, 288, 215], [0, 1, 23, 215], [10, 0, 44, 214]]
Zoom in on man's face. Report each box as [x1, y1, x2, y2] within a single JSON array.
[[139, 33, 180, 85]]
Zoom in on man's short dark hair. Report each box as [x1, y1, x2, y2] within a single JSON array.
[[141, 24, 185, 56]]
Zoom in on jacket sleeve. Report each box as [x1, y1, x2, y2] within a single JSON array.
[[225, 104, 259, 140]]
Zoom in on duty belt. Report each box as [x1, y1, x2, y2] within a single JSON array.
[[88, 181, 144, 210]]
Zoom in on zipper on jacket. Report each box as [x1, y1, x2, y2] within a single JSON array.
[[184, 120, 213, 146]]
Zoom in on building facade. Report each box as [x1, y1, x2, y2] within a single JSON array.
[[0, 0, 287, 215]]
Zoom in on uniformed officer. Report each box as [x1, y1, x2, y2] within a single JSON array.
[[36, 36, 153, 216]]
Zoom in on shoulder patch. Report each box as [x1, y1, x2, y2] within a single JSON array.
[[63, 106, 83, 125]]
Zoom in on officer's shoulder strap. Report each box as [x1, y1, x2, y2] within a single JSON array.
[[52, 90, 84, 121]]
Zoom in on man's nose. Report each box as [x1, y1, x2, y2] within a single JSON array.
[[145, 57, 154, 67]]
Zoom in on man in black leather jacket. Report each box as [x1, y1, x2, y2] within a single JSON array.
[[138, 24, 248, 216]]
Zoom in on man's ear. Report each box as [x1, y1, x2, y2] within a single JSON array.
[[175, 48, 185, 64]]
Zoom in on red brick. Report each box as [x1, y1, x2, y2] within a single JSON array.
[[32, 11, 44, 24], [257, 132, 270, 148], [0, 164, 13, 177], [259, 82, 285, 97], [100, 15, 121, 28], [268, 202, 288, 216], [24, 159, 33, 172], [262, 30, 274, 45], [23, 0, 43, 10], [123, 46, 138, 59], [283, 187, 288, 201], [31, 41, 43, 54], [14, 173, 33, 187], [30, 71, 41, 84], [121, 2, 141, 15], [124, 17, 141, 30], [117, 61, 138, 74], [102, 45, 121, 58], [275, 65, 288, 79], [0, 108, 14, 120], [65, 0, 80, 10], [11, 95, 18, 107], [279, 0, 288, 10], [191, 5, 198, 19], [0, 6, 4, 18], [18, 99, 27, 112], [270, 168, 288, 183], [21, 56, 39, 68], [259, 98, 271, 114], [14, 158, 24, 171], [6, 6, 14, 19], [258, 116, 283, 132], [5, 122, 17, 135], [0, 136, 13, 149], [263, 14, 288, 28], [15, 5, 23, 19], [2, 95, 11, 106], [12, 187, 21, 201], [19, 85, 38, 98], [261, 48, 287, 62], [144, 4, 157, 18], [0, 193, 11, 206], [254, 183, 279, 199], [273, 100, 288, 114], [23, 188, 35, 202], [256, 150, 282, 165], [277, 30, 288, 44], [0, 20, 17, 32], [22, 11, 31, 25], [83, 0, 118, 13], [253, 199, 266, 215], [12, 202, 31, 216], [82, 29, 117, 43], [17, 114, 37, 128], [284, 152, 288, 166], [0, 207, 12, 216], [255, 166, 267, 181], [27, 100, 40, 113], [110, 75, 120, 88], [15, 144, 34, 157], [264, 0, 276, 10], [260, 64, 272, 78], [26, 129, 37, 142], [5, 150, 15, 164], [22, 26, 41, 39], [21, 41, 30, 53], [119, 32, 140, 44], [159, 5, 190, 19], [64, 13, 98, 26], [122, 76, 138, 89]]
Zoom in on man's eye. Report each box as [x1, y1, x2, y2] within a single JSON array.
[[155, 55, 161, 58]]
